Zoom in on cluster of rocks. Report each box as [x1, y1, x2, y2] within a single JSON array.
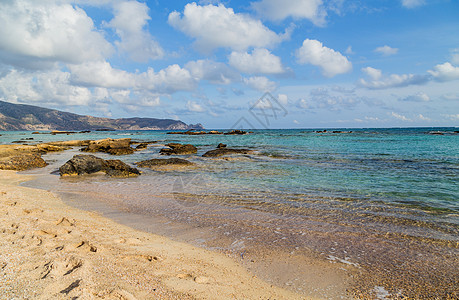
[[167, 130, 250, 135], [1, 136, 254, 178], [315, 130, 353, 134]]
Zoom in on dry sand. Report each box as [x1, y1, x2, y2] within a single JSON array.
[[0, 170, 310, 300]]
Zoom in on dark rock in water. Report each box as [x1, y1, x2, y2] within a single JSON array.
[[32, 132, 40, 134], [429, 131, 444, 135], [59, 154, 106, 176], [224, 130, 248, 135], [79, 130, 91, 133], [133, 141, 157, 150], [0, 153, 47, 171], [104, 159, 141, 177], [81, 138, 134, 155], [159, 143, 197, 155], [202, 148, 252, 157], [217, 143, 226, 149], [59, 154, 140, 177], [136, 158, 194, 170]]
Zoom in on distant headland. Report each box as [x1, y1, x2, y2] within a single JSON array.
[[0, 100, 203, 131]]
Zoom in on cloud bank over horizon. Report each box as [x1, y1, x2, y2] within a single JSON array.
[[0, 0, 458, 128]]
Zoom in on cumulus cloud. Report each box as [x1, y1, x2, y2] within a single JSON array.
[[0, 1, 113, 69], [168, 3, 288, 52], [186, 100, 206, 112], [250, 0, 326, 26], [401, 0, 426, 8], [400, 92, 430, 102], [69, 61, 135, 89], [228, 49, 284, 74], [359, 67, 429, 89], [0, 69, 91, 106], [391, 112, 411, 121], [108, 1, 163, 62], [374, 45, 399, 56], [428, 62, 459, 82], [361, 67, 382, 80], [185, 59, 240, 84], [243, 76, 277, 92], [296, 39, 352, 77]]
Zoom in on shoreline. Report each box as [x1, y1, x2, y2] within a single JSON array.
[[0, 170, 309, 299]]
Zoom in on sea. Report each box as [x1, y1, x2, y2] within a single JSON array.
[[3, 127, 458, 299]]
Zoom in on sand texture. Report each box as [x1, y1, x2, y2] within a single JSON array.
[[0, 170, 306, 300]]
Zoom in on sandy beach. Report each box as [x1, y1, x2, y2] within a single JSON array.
[[0, 170, 308, 299]]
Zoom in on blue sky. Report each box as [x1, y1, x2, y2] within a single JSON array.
[[0, 0, 458, 129]]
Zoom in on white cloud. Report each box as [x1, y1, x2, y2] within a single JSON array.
[[228, 49, 284, 74], [297, 98, 311, 109], [293, 119, 300, 124], [185, 59, 240, 84], [251, 0, 326, 26], [401, 0, 426, 8], [243, 76, 277, 92], [278, 94, 288, 105], [0, 69, 91, 106], [0, 1, 112, 69], [374, 45, 399, 56], [391, 112, 411, 121], [418, 114, 430, 121], [69, 61, 135, 89], [400, 92, 430, 102], [296, 39, 352, 77], [186, 100, 206, 112], [108, 1, 164, 62], [361, 67, 382, 80], [451, 49, 459, 65], [428, 62, 459, 82], [168, 3, 288, 52], [443, 114, 459, 120], [359, 68, 429, 89], [345, 46, 354, 55], [441, 93, 459, 101]]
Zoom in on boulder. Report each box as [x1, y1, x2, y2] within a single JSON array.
[[217, 143, 226, 149], [104, 159, 141, 177], [202, 148, 252, 158], [59, 155, 106, 176], [159, 143, 197, 155], [59, 154, 140, 177], [0, 153, 47, 171], [136, 158, 194, 170], [81, 138, 134, 155]]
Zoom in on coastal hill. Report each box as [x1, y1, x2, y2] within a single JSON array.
[[0, 100, 203, 131]]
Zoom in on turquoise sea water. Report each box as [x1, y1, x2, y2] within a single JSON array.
[[7, 127, 459, 297], [5, 127, 458, 213]]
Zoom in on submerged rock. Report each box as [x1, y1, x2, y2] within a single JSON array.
[[80, 138, 135, 155], [202, 147, 252, 157], [217, 143, 226, 149], [159, 143, 197, 155], [59, 154, 140, 177], [136, 158, 194, 170]]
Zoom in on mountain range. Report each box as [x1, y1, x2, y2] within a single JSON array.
[[0, 101, 203, 131]]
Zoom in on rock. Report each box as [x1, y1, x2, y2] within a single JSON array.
[[59, 154, 140, 177], [136, 158, 194, 171], [133, 141, 156, 150], [217, 143, 226, 149], [59, 155, 106, 176], [202, 148, 252, 157], [104, 159, 141, 177], [224, 130, 248, 135], [81, 138, 134, 155], [32, 131, 40, 134], [36, 144, 70, 152], [0, 153, 47, 171], [48, 140, 91, 147], [159, 143, 197, 155], [51, 130, 76, 135]]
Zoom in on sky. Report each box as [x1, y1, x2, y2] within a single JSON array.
[[0, 0, 458, 129]]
